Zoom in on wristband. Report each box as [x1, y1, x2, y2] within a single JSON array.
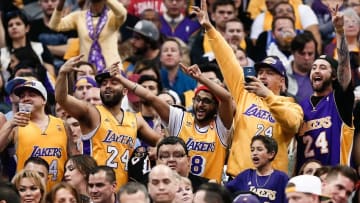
[[132, 84, 138, 92]]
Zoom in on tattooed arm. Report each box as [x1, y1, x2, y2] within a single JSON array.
[[333, 5, 351, 90], [336, 32, 351, 91]]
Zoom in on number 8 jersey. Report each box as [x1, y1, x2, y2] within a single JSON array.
[[296, 91, 354, 173], [82, 105, 137, 189], [168, 106, 232, 182]]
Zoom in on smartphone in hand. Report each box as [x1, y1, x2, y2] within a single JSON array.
[[243, 66, 256, 83]]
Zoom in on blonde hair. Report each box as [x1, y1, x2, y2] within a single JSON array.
[[12, 170, 46, 203]]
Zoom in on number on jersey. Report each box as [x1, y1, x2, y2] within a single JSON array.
[[255, 124, 273, 137], [303, 131, 329, 158], [106, 146, 130, 170], [49, 160, 58, 181], [190, 155, 205, 176]]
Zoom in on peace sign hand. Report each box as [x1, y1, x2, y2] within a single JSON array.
[[191, 0, 212, 30], [326, 0, 344, 32]]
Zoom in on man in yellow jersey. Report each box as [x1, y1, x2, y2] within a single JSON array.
[[113, 62, 234, 182], [191, 0, 303, 178], [55, 55, 161, 189], [0, 80, 74, 189]]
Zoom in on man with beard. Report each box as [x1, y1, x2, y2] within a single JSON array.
[[49, 0, 127, 73], [295, 3, 355, 173], [55, 55, 161, 189], [125, 20, 161, 75], [191, 0, 303, 178], [114, 62, 234, 182]]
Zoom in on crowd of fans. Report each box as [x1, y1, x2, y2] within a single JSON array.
[[0, 0, 360, 202]]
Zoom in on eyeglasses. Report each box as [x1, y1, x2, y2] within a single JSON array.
[[193, 96, 214, 105], [158, 152, 186, 160]]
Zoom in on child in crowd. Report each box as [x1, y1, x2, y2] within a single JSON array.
[[226, 136, 289, 203]]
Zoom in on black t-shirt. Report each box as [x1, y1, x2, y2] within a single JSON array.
[[29, 18, 77, 44], [310, 82, 354, 127]]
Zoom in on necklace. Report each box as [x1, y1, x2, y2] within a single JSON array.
[[255, 171, 273, 187]]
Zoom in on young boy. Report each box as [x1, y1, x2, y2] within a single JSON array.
[[226, 136, 289, 203]]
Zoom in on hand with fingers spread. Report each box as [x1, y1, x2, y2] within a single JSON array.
[[180, 63, 202, 81], [244, 76, 272, 98], [58, 55, 84, 74], [191, 0, 212, 30]]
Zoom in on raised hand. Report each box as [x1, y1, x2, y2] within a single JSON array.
[[108, 61, 122, 77], [244, 76, 272, 98], [326, 0, 344, 31], [191, 0, 212, 29], [180, 63, 202, 80], [58, 55, 84, 74]]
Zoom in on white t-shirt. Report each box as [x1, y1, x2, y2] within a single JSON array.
[[165, 106, 232, 147]]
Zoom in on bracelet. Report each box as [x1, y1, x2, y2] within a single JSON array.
[[132, 84, 138, 92]]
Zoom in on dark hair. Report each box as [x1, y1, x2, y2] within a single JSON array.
[[4, 10, 30, 50], [8, 47, 44, 81], [75, 61, 97, 79], [156, 136, 188, 157], [133, 59, 161, 80], [212, 0, 235, 13], [250, 136, 278, 161], [197, 182, 233, 203], [291, 30, 318, 57], [198, 62, 224, 82], [225, 18, 244, 30], [45, 182, 80, 203], [88, 165, 116, 184], [314, 165, 332, 179], [117, 182, 150, 203], [24, 156, 50, 171], [271, 16, 295, 31], [138, 75, 163, 95], [65, 155, 98, 181], [325, 165, 358, 186], [0, 182, 20, 203], [272, 1, 295, 17], [298, 159, 322, 175]]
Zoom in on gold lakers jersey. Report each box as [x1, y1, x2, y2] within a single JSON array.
[[16, 115, 68, 190], [82, 106, 137, 189], [176, 112, 228, 182]]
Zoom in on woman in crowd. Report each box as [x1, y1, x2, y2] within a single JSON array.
[[45, 182, 79, 203], [68, 61, 97, 93], [63, 155, 97, 203], [173, 176, 194, 203], [11, 170, 46, 203], [324, 8, 360, 86], [298, 159, 322, 176], [0, 10, 55, 81]]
